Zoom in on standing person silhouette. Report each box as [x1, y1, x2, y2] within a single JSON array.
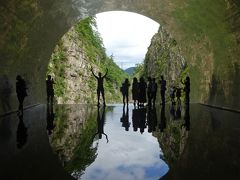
[[46, 75, 55, 104], [147, 77, 152, 107], [160, 75, 167, 105], [138, 77, 147, 107], [121, 78, 130, 106], [91, 67, 108, 106], [132, 77, 139, 107], [151, 78, 158, 106], [16, 75, 27, 115]]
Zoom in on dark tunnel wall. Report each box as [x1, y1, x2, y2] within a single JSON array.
[[0, 0, 240, 115]]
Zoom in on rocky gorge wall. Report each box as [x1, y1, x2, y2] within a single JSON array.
[[47, 17, 127, 104]]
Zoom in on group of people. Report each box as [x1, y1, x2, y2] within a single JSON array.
[[120, 75, 190, 107], [15, 67, 190, 114]]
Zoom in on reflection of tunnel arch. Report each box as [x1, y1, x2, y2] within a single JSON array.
[[1, 0, 240, 114]]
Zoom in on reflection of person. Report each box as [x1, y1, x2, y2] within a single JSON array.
[[92, 106, 109, 143], [132, 107, 139, 132], [16, 75, 27, 114], [16, 113, 28, 149], [46, 75, 55, 104], [147, 106, 153, 133], [159, 104, 166, 132], [121, 105, 130, 131], [182, 76, 190, 104], [160, 75, 166, 105], [46, 104, 55, 135], [139, 108, 147, 134], [91, 67, 108, 106], [182, 105, 190, 131]]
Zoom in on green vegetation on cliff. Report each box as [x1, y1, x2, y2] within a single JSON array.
[[47, 17, 128, 104]]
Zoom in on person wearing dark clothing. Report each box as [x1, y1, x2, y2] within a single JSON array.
[[151, 78, 158, 106], [92, 106, 108, 143], [182, 76, 190, 104], [121, 78, 130, 105], [132, 77, 139, 107], [46, 75, 55, 104], [147, 77, 152, 107], [91, 67, 108, 106], [16, 75, 27, 114], [138, 77, 147, 107], [160, 75, 166, 105]]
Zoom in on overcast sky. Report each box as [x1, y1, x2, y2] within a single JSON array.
[[96, 11, 159, 70]]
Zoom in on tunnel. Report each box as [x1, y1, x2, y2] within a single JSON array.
[[1, 0, 240, 115], [1, 0, 240, 179]]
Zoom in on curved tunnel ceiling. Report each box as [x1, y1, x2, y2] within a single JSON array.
[[0, 0, 240, 114]]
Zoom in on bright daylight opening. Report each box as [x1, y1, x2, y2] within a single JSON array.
[[96, 11, 160, 70]]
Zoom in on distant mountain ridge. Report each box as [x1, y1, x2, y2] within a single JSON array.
[[124, 67, 136, 76]]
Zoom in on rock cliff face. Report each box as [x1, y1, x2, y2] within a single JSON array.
[[48, 18, 127, 104], [144, 26, 187, 92]]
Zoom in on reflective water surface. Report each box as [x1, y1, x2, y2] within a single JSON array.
[[1, 104, 240, 180]]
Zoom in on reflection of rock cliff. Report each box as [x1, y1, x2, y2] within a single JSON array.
[[49, 105, 98, 174], [153, 105, 189, 167]]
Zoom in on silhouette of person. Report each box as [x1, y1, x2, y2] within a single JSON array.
[[182, 76, 190, 104], [46, 75, 55, 104], [159, 104, 166, 132], [91, 67, 108, 106], [121, 105, 130, 131], [92, 106, 109, 143], [132, 77, 139, 107], [147, 77, 153, 107], [160, 75, 167, 105], [16, 75, 27, 114], [16, 113, 28, 149], [46, 104, 55, 135], [138, 77, 147, 107], [121, 78, 130, 105], [182, 105, 190, 131], [151, 78, 158, 106]]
